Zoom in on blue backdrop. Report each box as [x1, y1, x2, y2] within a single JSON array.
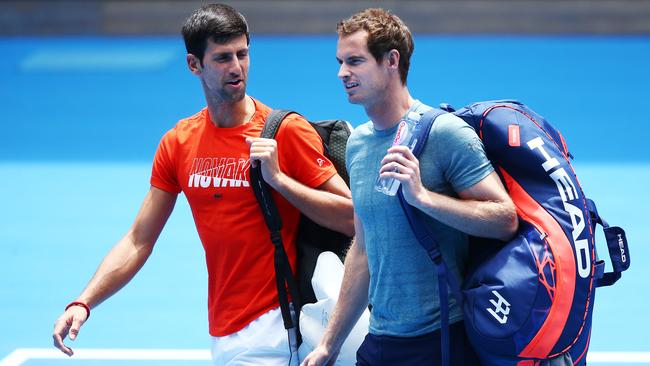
[[1, 35, 649, 365]]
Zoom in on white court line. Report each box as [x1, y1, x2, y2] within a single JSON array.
[[1, 348, 650, 365], [0, 348, 211, 366], [590, 352, 650, 362]]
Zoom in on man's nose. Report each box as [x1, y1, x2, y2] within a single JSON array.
[[230, 58, 242, 76], [338, 63, 349, 80]]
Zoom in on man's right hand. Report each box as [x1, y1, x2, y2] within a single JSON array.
[[52, 305, 88, 356], [300, 344, 338, 366]]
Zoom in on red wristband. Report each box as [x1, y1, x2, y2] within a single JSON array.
[[65, 301, 90, 319]]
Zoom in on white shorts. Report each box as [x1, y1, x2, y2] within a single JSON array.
[[210, 306, 299, 366]]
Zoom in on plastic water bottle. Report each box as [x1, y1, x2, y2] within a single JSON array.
[[375, 111, 422, 196]]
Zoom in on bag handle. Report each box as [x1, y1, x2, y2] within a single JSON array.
[[586, 199, 630, 287]]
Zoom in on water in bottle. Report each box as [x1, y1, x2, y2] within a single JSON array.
[[375, 111, 422, 196]]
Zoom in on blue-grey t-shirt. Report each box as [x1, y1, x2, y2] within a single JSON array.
[[345, 101, 494, 337]]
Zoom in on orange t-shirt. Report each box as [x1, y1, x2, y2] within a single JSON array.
[[150, 98, 337, 336]]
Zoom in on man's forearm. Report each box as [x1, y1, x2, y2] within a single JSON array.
[[319, 239, 370, 352], [270, 173, 354, 236], [76, 187, 176, 307], [77, 234, 154, 308], [414, 190, 517, 241]]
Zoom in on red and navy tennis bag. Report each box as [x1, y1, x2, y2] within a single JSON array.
[[398, 101, 630, 366]]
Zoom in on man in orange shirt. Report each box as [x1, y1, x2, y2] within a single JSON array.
[[51, 4, 353, 365]]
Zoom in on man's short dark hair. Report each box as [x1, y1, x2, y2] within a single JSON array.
[[182, 3, 250, 64], [337, 8, 414, 85]]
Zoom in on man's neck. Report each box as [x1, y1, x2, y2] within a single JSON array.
[[366, 86, 414, 131], [206, 95, 255, 128]]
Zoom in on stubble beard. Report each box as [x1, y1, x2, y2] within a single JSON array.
[[203, 78, 247, 105], [223, 88, 246, 103], [211, 84, 246, 105]]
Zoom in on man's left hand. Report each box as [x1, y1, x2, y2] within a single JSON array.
[[379, 145, 428, 206]]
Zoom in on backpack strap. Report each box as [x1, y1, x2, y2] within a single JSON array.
[[250, 109, 302, 342], [261, 109, 296, 139], [396, 107, 461, 366]]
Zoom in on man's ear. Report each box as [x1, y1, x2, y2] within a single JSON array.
[[187, 54, 202, 76], [386, 49, 400, 70]]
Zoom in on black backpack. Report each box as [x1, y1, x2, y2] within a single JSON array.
[[250, 110, 353, 339]]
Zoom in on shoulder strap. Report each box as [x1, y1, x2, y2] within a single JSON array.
[[251, 109, 297, 232], [397, 108, 447, 261], [396, 108, 460, 366], [261, 109, 298, 139], [250, 109, 302, 340]]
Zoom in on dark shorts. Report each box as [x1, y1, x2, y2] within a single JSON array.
[[356, 321, 480, 366]]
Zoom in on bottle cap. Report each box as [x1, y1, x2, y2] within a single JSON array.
[[407, 111, 421, 122]]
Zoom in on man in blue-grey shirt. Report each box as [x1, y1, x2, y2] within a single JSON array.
[[302, 8, 518, 366]]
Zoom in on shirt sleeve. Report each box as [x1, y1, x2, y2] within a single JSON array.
[[432, 114, 494, 192], [150, 128, 182, 194], [275, 114, 338, 188]]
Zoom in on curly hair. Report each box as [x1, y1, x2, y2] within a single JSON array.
[[337, 8, 414, 84]]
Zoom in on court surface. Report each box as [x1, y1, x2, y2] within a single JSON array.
[[1, 35, 649, 365]]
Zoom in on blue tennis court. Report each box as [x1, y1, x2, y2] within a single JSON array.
[[1, 35, 649, 365]]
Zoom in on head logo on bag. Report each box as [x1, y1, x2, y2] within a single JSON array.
[[401, 100, 630, 366]]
